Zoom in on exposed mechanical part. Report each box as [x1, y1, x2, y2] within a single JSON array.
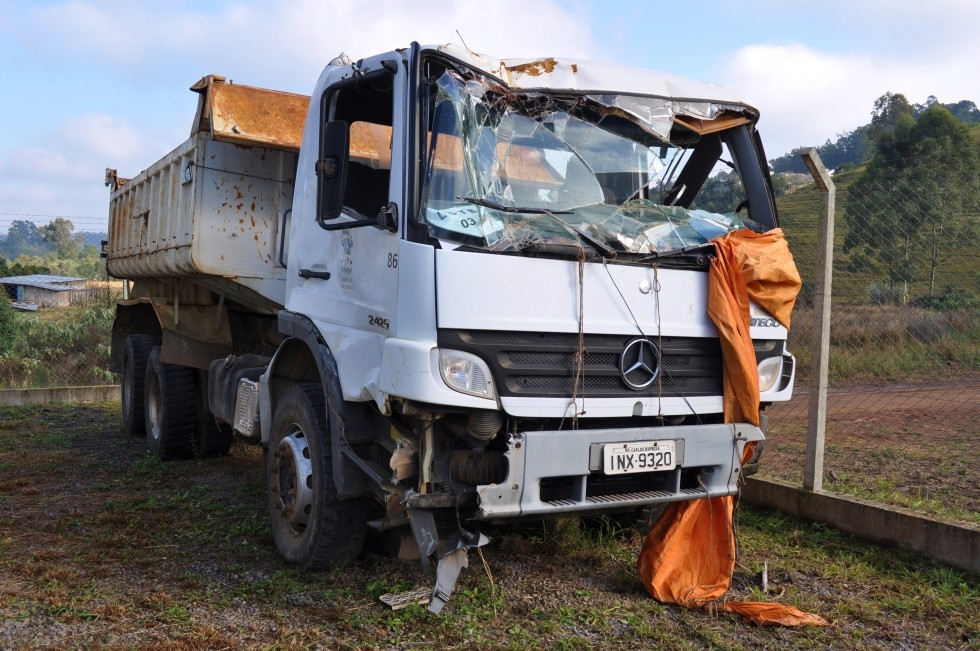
[[467, 409, 503, 441], [451, 449, 508, 486], [429, 531, 490, 614], [389, 438, 419, 481]]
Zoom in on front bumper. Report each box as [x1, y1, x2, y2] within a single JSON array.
[[475, 422, 763, 519]]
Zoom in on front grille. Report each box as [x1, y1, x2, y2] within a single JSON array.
[[438, 330, 729, 399]]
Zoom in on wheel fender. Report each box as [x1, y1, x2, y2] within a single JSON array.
[[265, 313, 376, 499]]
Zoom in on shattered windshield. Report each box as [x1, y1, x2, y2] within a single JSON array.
[[420, 66, 770, 259]]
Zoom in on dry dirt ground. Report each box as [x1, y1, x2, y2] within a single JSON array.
[[764, 383, 980, 521], [1, 402, 978, 650]]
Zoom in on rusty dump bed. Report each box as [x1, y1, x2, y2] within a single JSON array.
[[105, 76, 311, 309], [188, 74, 309, 151]]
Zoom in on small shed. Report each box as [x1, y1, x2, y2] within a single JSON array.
[[0, 275, 98, 309]]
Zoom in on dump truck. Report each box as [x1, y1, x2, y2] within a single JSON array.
[[104, 43, 795, 611]]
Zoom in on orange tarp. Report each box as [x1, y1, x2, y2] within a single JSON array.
[[638, 228, 828, 627]]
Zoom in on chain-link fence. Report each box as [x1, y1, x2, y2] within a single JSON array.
[[0, 284, 117, 389], [765, 173, 980, 525]]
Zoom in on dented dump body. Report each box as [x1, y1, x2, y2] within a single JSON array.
[[105, 44, 795, 613]]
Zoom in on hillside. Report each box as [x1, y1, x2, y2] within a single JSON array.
[[776, 164, 977, 307], [770, 96, 979, 173], [776, 167, 864, 302]]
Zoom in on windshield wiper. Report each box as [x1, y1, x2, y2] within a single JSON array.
[[458, 196, 573, 214], [458, 196, 616, 259]]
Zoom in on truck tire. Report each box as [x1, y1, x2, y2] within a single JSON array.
[[121, 334, 157, 437], [144, 346, 196, 460], [635, 503, 669, 537], [194, 370, 233, 458], [267, 383, 368, 569]]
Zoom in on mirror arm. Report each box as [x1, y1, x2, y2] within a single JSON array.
[[318, 203, 398, 233]]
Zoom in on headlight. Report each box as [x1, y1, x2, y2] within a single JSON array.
[[757, 356, 782, 393], [439, 350, 496, 399]]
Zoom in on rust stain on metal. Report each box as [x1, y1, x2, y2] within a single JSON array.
[[190, 74, 309, 152], [505, 58, 558, 77], [571, 63, 578, 73]]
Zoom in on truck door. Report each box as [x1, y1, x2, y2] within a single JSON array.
[[287, 52, 406, 402]]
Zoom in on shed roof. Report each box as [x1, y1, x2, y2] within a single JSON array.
[[0, 275, 87, 292]]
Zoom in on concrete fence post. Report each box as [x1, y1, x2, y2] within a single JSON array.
[[801, 149, 835, 492]]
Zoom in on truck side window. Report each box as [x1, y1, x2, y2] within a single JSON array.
[[323, 75, 394, 219]]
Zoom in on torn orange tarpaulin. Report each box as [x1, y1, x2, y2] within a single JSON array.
[[638, 228, 827, 627], [708, 228, 802, 426]]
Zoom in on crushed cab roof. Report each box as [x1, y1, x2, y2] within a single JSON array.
[[424, 44, 757, 114]]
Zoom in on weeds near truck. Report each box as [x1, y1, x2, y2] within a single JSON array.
[[1, 403, 977, 649], [790, 304, 979, 384], [0, 292, 117, 389]]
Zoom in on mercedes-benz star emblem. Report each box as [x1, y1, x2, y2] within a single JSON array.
[[620, 338, 661, 390]]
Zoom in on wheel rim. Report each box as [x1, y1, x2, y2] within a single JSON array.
[[274, 428, 314, 534], [146, 368, 162, 444]]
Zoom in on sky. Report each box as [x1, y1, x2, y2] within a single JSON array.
[[1, 0, 977, 234]]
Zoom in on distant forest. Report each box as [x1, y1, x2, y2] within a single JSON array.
[[0, 218, 107, 279], [769, 95, 980, 173]]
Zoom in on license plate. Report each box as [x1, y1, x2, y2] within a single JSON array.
[[603, 441, 676, 475]]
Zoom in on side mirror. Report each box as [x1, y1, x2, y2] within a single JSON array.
[[317, 120, 349, 224]]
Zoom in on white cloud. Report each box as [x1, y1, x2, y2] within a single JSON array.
[[3, 0, 977, 227], [16, 0, 597, 92], [718, 37, 980, 159], [718, 44, 880, 156], [0, 111, 173, 228], [0, 112, 166, 182]]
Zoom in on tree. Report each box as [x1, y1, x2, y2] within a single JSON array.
[[868, 92, 915, 145], [75, 244, 107, 280], [2, 220, 46, 259], [40, 217, 81, 259], [689, 170, 744, 213], [0, 256, 48, 278], [769, 126, 870, 173], [0, 289, 17, 355], [844, 102, 980, 300]]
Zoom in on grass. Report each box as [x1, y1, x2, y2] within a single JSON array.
[[789, 304, 980, 384], [1, 402, 978, 650], [0, 292, 118, 389]]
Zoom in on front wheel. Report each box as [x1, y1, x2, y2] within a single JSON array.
[[266, 384, 368, 569]]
